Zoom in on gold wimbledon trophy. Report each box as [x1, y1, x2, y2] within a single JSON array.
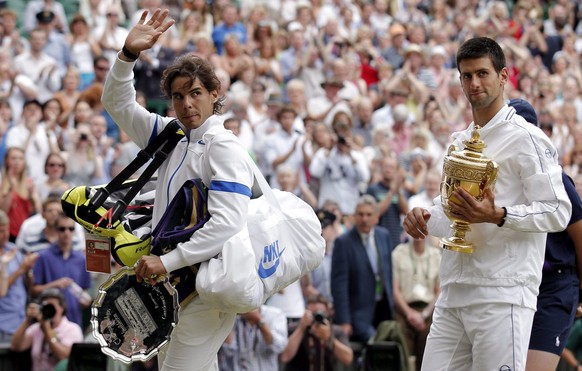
[[440, 126, 498, 253]]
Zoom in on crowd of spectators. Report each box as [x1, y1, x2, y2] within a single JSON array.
[[0, 0, 582, 369]]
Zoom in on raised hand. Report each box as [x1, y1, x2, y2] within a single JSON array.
[[124, 9, 175, 56]]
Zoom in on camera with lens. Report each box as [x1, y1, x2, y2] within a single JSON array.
[[79, 133, 88, 141], [313, 311, 328, 325], [337, 135, 347, 145], [40, 303, 56, 320]]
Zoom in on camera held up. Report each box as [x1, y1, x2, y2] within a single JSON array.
[[313, 311, 328, 325], [41, 303, 57, 320]]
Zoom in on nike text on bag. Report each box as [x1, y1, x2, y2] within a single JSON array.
[[195, 129, 326, 313]]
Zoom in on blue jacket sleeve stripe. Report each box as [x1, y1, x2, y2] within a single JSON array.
[[209, 180, 252, 197]]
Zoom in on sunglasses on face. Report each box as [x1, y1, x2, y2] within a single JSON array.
[[57, 226, 75, 232]]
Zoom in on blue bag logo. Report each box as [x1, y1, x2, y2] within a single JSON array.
[[258, 240, 285, 279]]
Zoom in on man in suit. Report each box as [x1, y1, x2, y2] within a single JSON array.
[[331, 195, 394, 343]]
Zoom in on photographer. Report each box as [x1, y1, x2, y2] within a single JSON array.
[[280, 294, 353, 370], [10, 288, 83, 370]]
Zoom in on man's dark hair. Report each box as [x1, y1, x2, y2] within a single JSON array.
[[93, 55, 109, 68], [276, 105, 297, 121], [306, 294, 330, 307], [160, 55, 224, 115], [456, 37, 506, 74]]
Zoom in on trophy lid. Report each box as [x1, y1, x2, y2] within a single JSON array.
[[463, 125, 486, 153]]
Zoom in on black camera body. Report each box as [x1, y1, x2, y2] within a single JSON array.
[[337, 136, 347, 145], [79, 133, 88, 141], [313, 311, 328, 325], [41, 303, 56, 320]]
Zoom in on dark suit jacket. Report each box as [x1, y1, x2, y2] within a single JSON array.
[[331, 226, 394, 342]]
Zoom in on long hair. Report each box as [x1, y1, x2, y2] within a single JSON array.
[[1, 147, 29, 197]]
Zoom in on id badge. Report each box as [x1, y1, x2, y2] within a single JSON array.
[[86, 233, 112, 274], [412, 283, 428, 299]]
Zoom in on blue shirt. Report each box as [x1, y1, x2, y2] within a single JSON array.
[[0, 244, 27, 335], [33, 244, 91, 328], [211, 22, 247, 55], [543, 173, 582, 274], [366, 182, 404, 249]]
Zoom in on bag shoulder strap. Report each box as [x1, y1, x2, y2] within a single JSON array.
[[203, 127, 281, 213], [90, 119, 185, 219]]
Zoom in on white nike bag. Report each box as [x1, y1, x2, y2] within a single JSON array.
[[195, 131, 325, 313]]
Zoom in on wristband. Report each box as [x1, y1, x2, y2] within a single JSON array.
[[497, 207, 507, 227], [122, 45, 140, 61], [257, 320, 265, 329]]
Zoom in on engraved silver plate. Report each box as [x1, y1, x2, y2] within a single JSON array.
[[91, 266, 179, 364]]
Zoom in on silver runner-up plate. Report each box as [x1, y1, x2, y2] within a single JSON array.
[[91, 266, 180, 364]]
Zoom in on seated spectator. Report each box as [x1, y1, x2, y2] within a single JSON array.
[[0, 49, 37, 122], [16, 195, 85, 254], [219, 305, 288, 370], [392, 237, 442, 371], [211, 4, 247, 55], [0, 147, 42, 241], [0, 210, 38, 342], [52, 67, 82, 127], [63, 123, 104, 187], [36, 152, 71, 201], [276, 165, 317, 209], [366, 155, 409, 248], [31, 213, 92, 328], [6, 99, 60, 181], [13, 28, 61, 103], [280, 294, 353, 370], [264, 106, 311, 189], [23, 0, 69, 34], [10, 288, 84, 371], [307, 209, 338, 303], [36, 9, 71, 78], [68, 13, 102, 91], [307, 77, 352, 127], [309, 119, 370, 216]]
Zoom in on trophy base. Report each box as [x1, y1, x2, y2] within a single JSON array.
[[440, 237, 474, 253]]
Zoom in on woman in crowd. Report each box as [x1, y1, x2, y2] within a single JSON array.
[[37, 152, 70, 200], [0, 147, 41, 241], [68, 14, 101, 91], [53, 68, 82, 127], [63, 123, 103, 187]]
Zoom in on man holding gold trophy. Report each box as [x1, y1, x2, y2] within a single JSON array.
[[403, 37, 572, 370]]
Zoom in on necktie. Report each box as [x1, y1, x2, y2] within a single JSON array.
[[363, 233, 378, 276]]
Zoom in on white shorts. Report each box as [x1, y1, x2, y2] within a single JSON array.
[[158, 297, 236, 371], [421, 303, 535, 371]]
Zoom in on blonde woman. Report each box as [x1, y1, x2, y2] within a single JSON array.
[[53, 67, 82, 127], [0, 147, 41, 241]]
